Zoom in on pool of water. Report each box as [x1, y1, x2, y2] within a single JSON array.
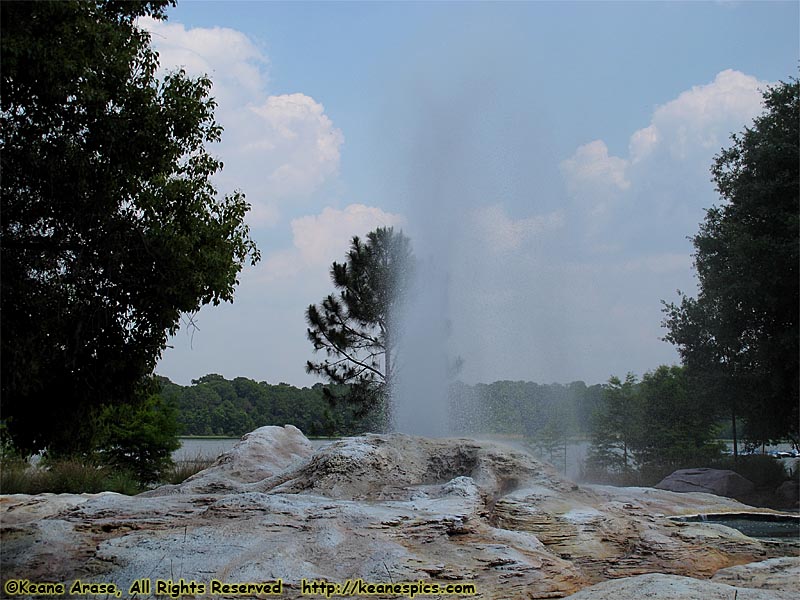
[[674, 513, 800, 539]]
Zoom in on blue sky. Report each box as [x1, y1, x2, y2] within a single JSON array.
[[150, 1, 799, 388]]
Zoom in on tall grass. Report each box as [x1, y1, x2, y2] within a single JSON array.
[[0, 457, 140, 495], [162, 454, 215, 485], [0, 454, 214, 495]]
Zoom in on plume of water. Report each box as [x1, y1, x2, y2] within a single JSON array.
[[387, 25, 560, 437]]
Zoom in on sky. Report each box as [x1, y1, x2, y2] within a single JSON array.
[[150, 1, 799, 389]]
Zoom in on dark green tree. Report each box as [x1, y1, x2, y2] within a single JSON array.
[[305, 227, 414, 427], [586, 373, 639, 478], [662, 77, 799, 450], [96, 381, 181, 484], [632, 365, 724, 479], [1, 1, 260, 455]]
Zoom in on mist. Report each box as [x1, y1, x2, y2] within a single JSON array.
[[384, 15, 688, 436]]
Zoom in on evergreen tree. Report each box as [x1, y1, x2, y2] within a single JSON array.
[[586, 374, 639, 478], [305, 227, 414, 427]]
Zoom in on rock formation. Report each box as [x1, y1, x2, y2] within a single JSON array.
[[655, 467, 756, 499], [2, 426, 796, 599], [562, 571, 796, 599]]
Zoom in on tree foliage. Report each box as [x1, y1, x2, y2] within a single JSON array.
[[305, 227, 414, 425], [634, 365, 724, 474], [448, 379, 602, 439], [96, 382, 180, 484], [586, 373, 638, 477], [157, 375, 372, 437], [0, 1, 259, 454], [662, 77, 799, 446], [586, 367, 724, 484]]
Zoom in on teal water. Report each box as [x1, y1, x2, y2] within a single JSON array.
[[677, 513, 800, 539]]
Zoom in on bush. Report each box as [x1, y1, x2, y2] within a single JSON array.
[[96, 392, 180, 484], [708, 455, 788, 490]]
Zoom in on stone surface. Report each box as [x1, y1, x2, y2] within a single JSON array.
[[1, 427, 796, 599], [656, 468, 756, 499], [775, 480, 799, 508], [711, 557, 800, 593], [141, 424, 314, 496], [562, 572, 795, 599]]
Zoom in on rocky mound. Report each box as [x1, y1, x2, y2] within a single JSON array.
[[2, 426, 796, 599], [656, 468, 756, 498]]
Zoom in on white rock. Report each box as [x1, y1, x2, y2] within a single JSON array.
[[563, 573, 795, 599], [1, 426, 795, 600]]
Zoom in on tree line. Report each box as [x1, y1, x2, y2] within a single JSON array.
[[158, 375, 373, 437], [159, 375, 605, 439]]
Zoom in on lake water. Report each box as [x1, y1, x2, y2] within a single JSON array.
[[173, 436, 590, 479], [174, 436, 796, 481], [174, 437, 332, 463]]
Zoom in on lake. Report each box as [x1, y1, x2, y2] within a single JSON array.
[[174, 437, 333, 463], [174, 436, 795, 481], [173, 435, 590, 479]]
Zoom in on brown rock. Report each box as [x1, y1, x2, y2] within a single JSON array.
[[656, 468, 756, 499]]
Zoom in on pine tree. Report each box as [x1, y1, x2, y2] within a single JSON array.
[[305, 227, 414, 427]]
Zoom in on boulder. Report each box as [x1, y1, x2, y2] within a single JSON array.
[[1, 428, 793, 600], [141, 424, 314, 496], [563, 572, 795, 599], [656, 468, 756, 499], [775, 480, 799, 507], [711, 557, 800, 593]]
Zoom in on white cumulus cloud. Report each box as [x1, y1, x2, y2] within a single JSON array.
[[631, 69, 767, 162], [247, 94, 344, 197], [138, 16, 344, 225], [561, 69, 770, 221], [560, 140, 631, 193], [139, 16, 268, 108], [261, 204, 407, 282]]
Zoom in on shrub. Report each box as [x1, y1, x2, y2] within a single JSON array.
[[96, 393, 180, 484], [707, 455, 788, 490]]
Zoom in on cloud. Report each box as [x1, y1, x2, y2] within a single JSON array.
[[260, 204, 406, 282], [245, 94, 344, 197], [139, 16, 268, 106], [560, 140, 631, 193], [138, 17, 344, 224], [559, 140, 630, 217], [469, 204, 564, 254], [560, 70, 769, 219], [630, 69, 767, 162]]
